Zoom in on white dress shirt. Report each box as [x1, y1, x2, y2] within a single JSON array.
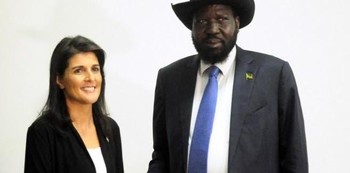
[[188, 46, 236, 173]]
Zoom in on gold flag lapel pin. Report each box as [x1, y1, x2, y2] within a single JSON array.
[[245, 72, 254, 80]]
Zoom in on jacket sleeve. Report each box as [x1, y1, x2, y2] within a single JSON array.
[[111, 119, 124, 173], [147, 69, 169, 172], [24, 123, 53, 173], [278, 62, 308, 173]]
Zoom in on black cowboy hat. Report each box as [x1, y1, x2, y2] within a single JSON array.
[[172, 0, 255, 30]]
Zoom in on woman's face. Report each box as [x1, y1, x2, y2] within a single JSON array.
[[56, 52, 102, 106]]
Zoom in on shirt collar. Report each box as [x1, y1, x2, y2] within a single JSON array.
[[200, 46, 236, 76]]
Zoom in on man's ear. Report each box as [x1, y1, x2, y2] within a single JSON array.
[[56, 76, 64, 89], [235, 16, 240, 30]]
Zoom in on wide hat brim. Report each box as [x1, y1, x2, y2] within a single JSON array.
[[172, 0, 255, 30]]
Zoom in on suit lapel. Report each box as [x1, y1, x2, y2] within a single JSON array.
[[228, 47, 260, 170], [178, 55, 200, 171]]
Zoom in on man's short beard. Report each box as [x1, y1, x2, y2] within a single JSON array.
[[192, 31, 238, 64]]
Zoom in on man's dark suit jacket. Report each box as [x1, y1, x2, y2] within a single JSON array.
[[148, 46, 308, 173]]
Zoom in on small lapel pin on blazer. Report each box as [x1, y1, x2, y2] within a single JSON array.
[[106, 137, 109, 143], [245, 72, 254, 80]]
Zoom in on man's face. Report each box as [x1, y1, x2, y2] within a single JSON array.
[[192, 4, 240, 64]]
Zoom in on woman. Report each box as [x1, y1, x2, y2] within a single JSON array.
[[24, 36, 124, 173]]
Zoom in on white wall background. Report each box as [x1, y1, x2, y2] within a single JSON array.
[[1, 0, 349, 172]]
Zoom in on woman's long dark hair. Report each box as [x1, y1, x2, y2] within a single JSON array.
[[40, 35, 111, 138]]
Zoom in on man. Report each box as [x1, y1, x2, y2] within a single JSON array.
[[148, 0, 308, 172]]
